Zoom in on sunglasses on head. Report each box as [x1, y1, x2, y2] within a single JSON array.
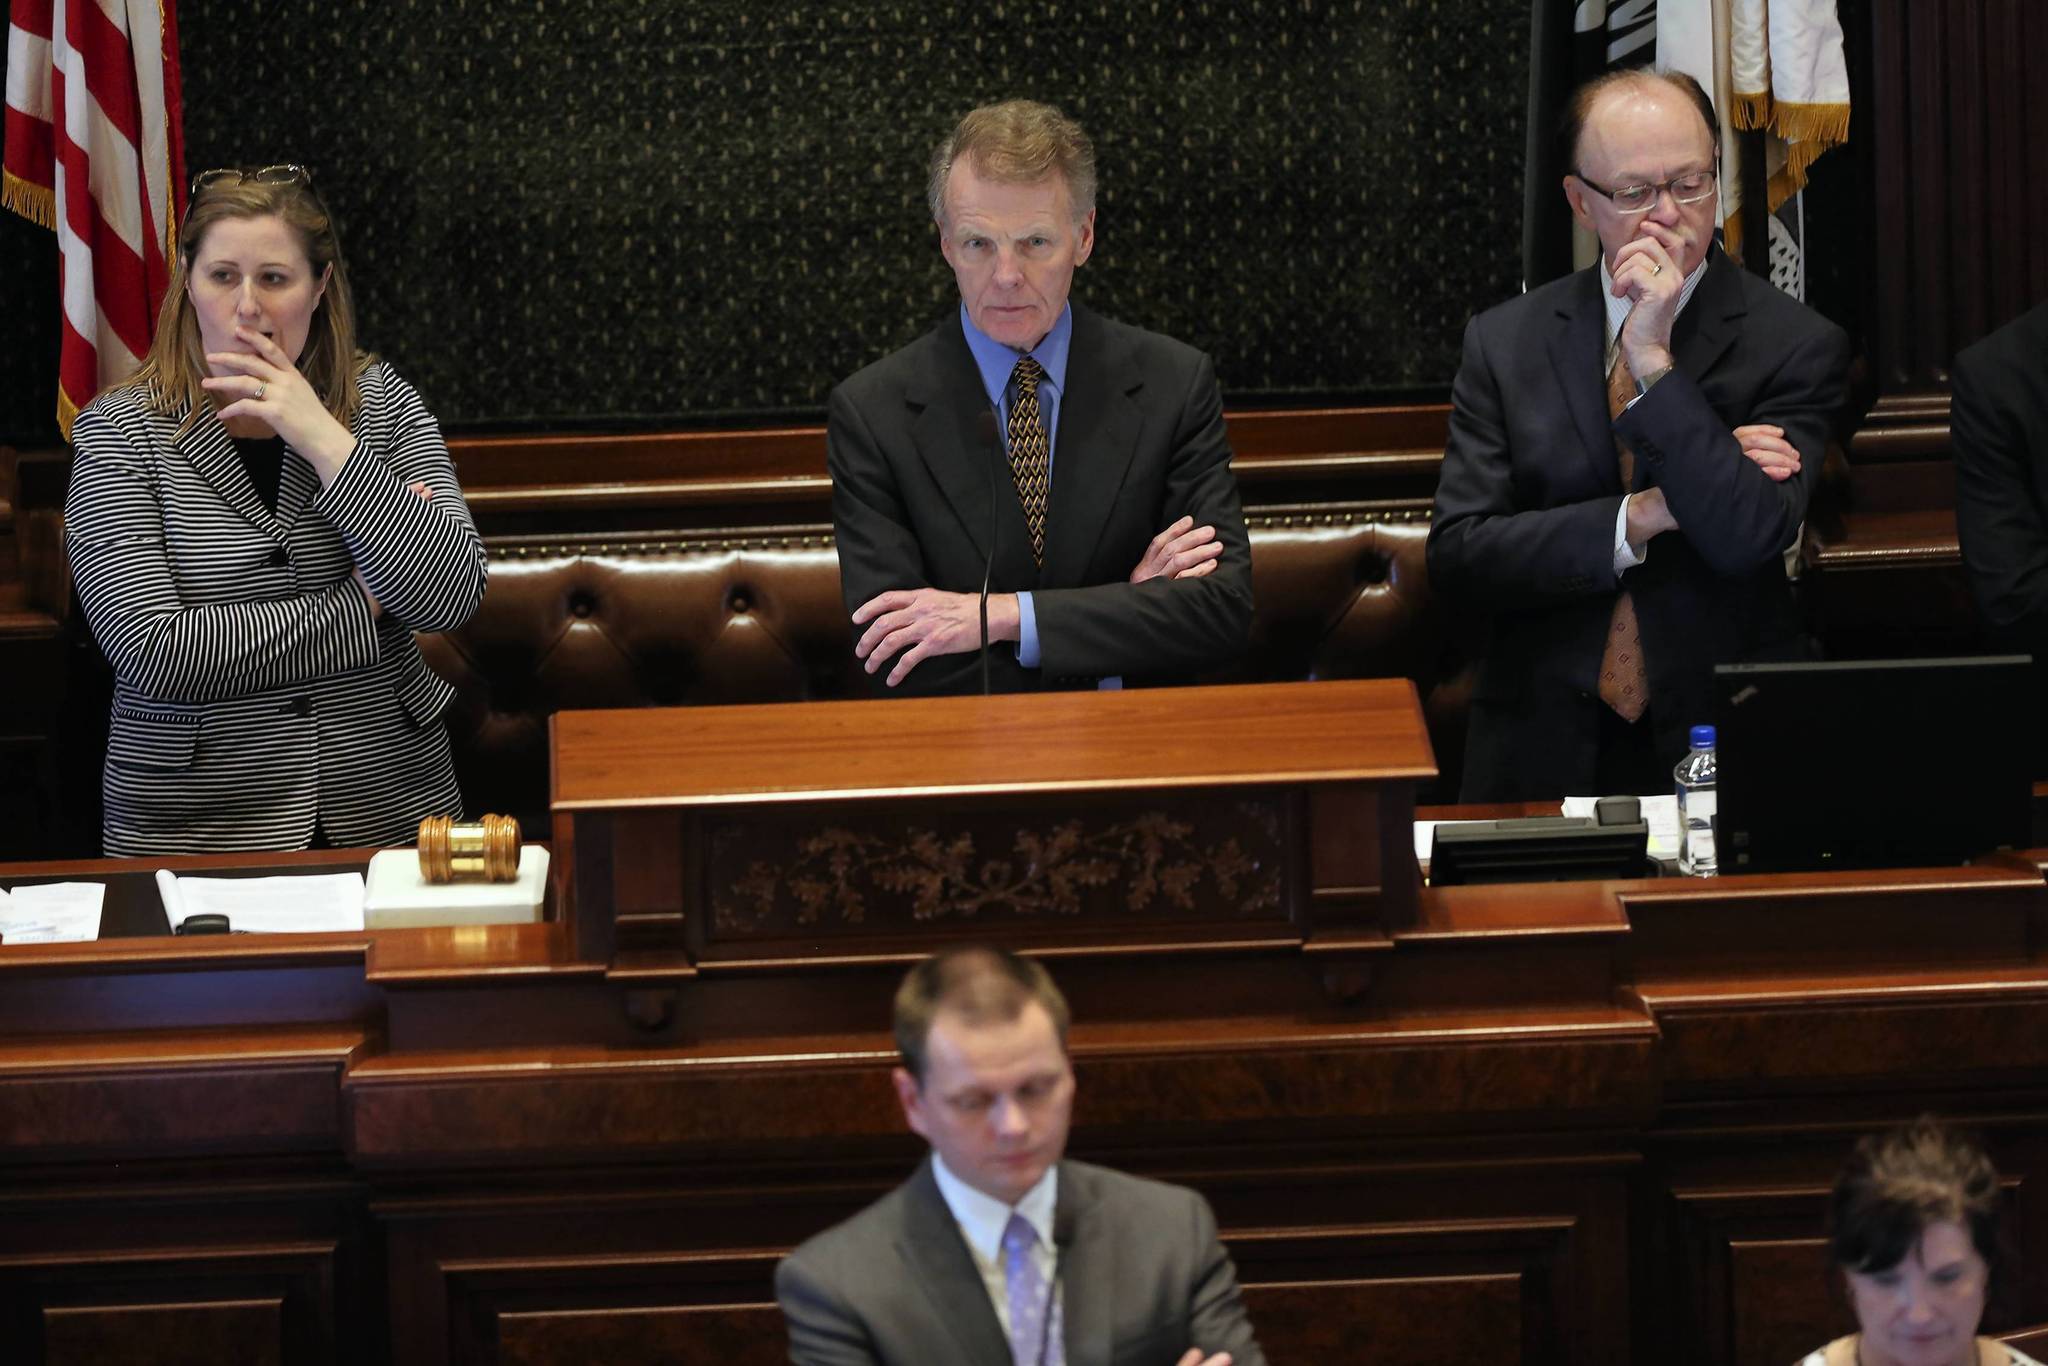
[[189, 163, 314, 200]]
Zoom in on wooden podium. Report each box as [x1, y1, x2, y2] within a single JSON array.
[[548, 678, 1437, 982]]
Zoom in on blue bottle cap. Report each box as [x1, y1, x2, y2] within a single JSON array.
[[1690, 724, 1716, 748]]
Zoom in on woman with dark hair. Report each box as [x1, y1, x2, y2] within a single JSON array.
[[1801, 1118, 2042, 1366], [64, 166, 486, 855]]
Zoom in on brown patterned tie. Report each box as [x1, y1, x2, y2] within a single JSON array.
[[1598, 352, 1649, 722], [1008, 356, 1050, 566]]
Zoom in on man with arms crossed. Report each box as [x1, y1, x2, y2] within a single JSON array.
[[776, 946, 1264, 1366], [1427, 69, 1849, 799], [830, 100, 1253, 694], [1953, 299, 2048, 764]]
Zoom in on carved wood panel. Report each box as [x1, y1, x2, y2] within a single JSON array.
[[697, 792, 1295, 950]]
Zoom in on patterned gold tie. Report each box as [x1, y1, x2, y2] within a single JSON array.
[[1008, 356, 1050, 566], [1598, 352, 1649, 723]]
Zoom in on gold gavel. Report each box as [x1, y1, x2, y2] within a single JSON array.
[[416, 814, 521, 883]]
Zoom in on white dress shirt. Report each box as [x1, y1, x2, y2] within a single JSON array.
[[930, 1152, 1062, 1339], [1601, 252, 1710, 574]]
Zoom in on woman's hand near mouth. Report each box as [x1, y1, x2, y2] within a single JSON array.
[[203, 324, 358, 483]]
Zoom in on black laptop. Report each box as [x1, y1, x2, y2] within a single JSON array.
[[1713, 656, 2034, 873]]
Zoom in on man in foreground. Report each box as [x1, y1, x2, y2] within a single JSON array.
[[1427, 68, 1849, 799], [776, 946, 1264, 1365], [829, 100, 1253, 694]]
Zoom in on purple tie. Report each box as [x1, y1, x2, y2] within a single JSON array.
[[1001, 1212, 1063, 1366]]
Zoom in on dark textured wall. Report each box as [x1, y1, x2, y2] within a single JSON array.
[[2, 2, 1530, 441]]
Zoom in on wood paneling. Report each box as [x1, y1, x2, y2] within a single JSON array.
[[550, 680, 1436, 809], [552, 681, 1433, 984], [496, 1304, 784, 1366], [1246, 1278, 1522, 1364], [8, 779, 2048, 1366], [0, 1240, 345, 1366], [43, 1299, 285, 1366], [1727, 1239, 1844, 1366], [0, 1028, 359, 1159], [443, 406, 1454, 532], [1658, 1182, 1844, 1366], [441, 1251, 785, 1366]]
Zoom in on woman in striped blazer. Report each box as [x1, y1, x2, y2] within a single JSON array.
[[64, 167, 487, 856]]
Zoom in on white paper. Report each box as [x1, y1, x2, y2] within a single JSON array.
[[157, 871, 366, 933], [0, 881, 106, 944], [1563, 794, 1682, 861]]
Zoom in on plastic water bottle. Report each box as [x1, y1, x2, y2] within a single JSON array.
[[1675, 724, 1718, 876]]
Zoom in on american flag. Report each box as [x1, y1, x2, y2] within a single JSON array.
[[3, 0, 185, 437]]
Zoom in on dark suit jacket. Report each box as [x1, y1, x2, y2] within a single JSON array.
[[1954, 303, 2048, 651], [1427, 247, 1850, 800], [1953, 300, 2048, 774], [775, 1157, 1265, 1366], [828, 304, 1253, 694]]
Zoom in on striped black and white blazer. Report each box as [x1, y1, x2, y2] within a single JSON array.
[[64, 362, 488, 856]]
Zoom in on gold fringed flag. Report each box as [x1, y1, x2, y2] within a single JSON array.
[[1655, 0, 1749, 259], [3, 0, 186, 437], [1729, 0, 1851, 206], [1657, 0, 1847, 297]]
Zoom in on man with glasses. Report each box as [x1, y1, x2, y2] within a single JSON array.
[[1427, 68, 1849, 800]]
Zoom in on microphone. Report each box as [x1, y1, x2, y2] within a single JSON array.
[[1038, 1206, 1075, 1366], [976, 408, 1002, 696]]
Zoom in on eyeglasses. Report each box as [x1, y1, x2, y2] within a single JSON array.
[[189, 164, 314, 200], [1574, 168, 1717, 214]]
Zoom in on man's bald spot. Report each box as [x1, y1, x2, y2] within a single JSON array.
[[1562, 68, 1719, 172]]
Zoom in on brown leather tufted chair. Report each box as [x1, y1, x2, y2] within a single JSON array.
[[415, 531, 865, 832], [419, 512, 1475, 833], [1224, 512, 1476, 795]]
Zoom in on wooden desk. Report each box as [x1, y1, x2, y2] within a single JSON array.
[[5, 816, 2048, 1361], [548, 678, 1437, 974]]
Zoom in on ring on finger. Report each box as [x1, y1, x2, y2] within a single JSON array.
[[254, 382, 267, 400]]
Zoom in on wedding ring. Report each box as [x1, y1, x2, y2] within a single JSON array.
[[254, 383, 267, 400], [1651, 263, 1663, 276]]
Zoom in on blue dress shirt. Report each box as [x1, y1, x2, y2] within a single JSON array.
[[959, 302, 1074, 670]]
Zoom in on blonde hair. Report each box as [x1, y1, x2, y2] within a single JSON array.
[[123, 175, 371, 436], [927, 99, 1097, 227]]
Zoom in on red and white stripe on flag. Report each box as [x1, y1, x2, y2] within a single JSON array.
[[4, 0, 185, 437]]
